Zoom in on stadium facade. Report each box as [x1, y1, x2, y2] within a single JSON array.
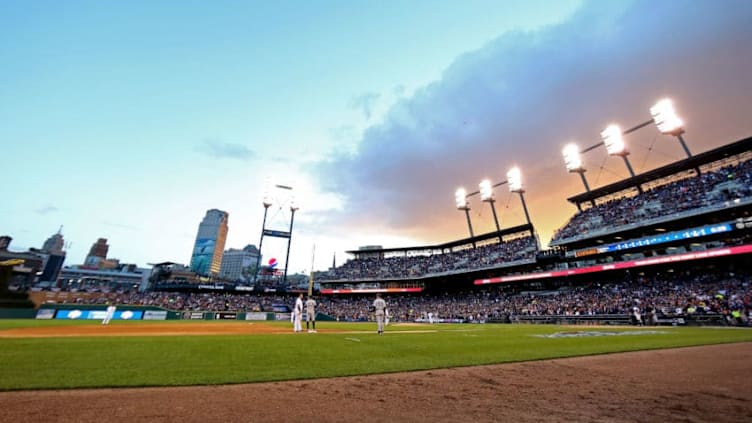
[[316, 136, 752, 313]]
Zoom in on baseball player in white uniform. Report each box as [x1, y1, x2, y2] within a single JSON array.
[[102, 304, 116, 325], [293, 293, 304, 332]]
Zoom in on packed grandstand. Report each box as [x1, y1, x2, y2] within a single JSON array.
[[34, 136, 752, 326]]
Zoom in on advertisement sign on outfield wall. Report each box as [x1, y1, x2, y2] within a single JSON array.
[[214, 312, 237, 320], [245, 312, 268, 321], [143, 310, 168, 320], [187, 312, 204, 320], [36, 309, 55, 319], [54, 309, 144, 320]]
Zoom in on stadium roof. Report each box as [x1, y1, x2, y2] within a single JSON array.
[[346, 223, 534, 256], [567, 135, 752, 206]]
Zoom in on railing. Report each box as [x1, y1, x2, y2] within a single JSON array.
[[489, 313, 733, 326]]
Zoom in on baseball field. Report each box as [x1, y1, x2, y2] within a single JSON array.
[[1, 319, 751, 422]]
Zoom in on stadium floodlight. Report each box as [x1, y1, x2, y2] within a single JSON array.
[[563, 142, 593, 199], [479, 179, 501, 232], [602, 124, 638, 180], [563, 143, 583, 172], [651, 98, 684, 136], [262, 178, 273, 207], [479, 179, 494, 202], [602, 124, 626, 156], [507, 167, 523, 193], [454, 187, 475, 245], [650, 98, 693, 158], [455, 187, 469, 210], [506, 166, 532, 226], [262, 196, 272, 207], [255, 189, 272, 284]]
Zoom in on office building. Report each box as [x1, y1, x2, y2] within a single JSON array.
[[190, 209, 229, 276], [84, 238, 109, 267], [220, 244, 260, 282]]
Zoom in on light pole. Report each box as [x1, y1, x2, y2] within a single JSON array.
[[252, 197, 272, 285], [601, 124, 643, 193], [507, 167, 532, 227], [455, 187, 476, 248], [563, 143, 595, 210], [282, 200, 299, 285], [479, 179, 501, 232]]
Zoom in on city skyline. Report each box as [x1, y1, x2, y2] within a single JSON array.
[[2, 1, 752, 272]]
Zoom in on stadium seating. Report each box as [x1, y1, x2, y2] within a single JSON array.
[[552, 159, 752, 242]]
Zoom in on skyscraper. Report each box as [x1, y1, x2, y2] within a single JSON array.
[[39, 229, 66, 283], [190, 209, 229, 276], [84, 238, 109, 267], [41, 229, 65, 255], [220, 244, 260, 282]]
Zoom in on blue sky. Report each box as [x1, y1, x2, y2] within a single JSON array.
[[2, 0, 752, 273]]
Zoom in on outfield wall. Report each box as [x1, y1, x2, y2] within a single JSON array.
[[25, 303, 330, 322]]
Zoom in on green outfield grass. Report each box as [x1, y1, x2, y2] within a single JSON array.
[[0, 319, 750, 391]]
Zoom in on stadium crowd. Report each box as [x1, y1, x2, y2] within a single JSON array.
[[60, 270, 751, 326], [317, 271, 751, 326], [69, 291, 288, 313], [552, 159, 752, 242], [322, 235, 537, 281]]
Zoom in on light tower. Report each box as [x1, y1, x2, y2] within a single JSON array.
[[253, 182, 298, 287], [562, 143, 595, 209], [455, 187, 476, 247], [561, 97, 695, 201], [601, 124, 637, 178], [282, 199, 299, 284], [650, 98, 692, 158], [507, 167, 532, 226], [601, 124, 644, 194], [252, 191, 273, 284], [479, 179, 501, 232]]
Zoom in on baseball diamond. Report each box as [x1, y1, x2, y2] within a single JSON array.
[[0, 321, 750, 422]]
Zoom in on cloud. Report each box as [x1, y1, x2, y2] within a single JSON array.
[[328, 125, 358, 143], [313, 0, 752, 247], [198, 139, 255, 161], [35, 204, 59, 215], [348, 92, 381, 120]]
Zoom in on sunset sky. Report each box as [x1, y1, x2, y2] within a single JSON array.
[[2, 0, 752, 273]]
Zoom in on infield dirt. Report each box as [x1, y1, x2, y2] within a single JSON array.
[[0, 321, 342, 337]]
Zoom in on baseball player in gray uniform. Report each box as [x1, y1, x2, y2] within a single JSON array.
[[305, 295, 317, 333], [373, 293, 387, 335]]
